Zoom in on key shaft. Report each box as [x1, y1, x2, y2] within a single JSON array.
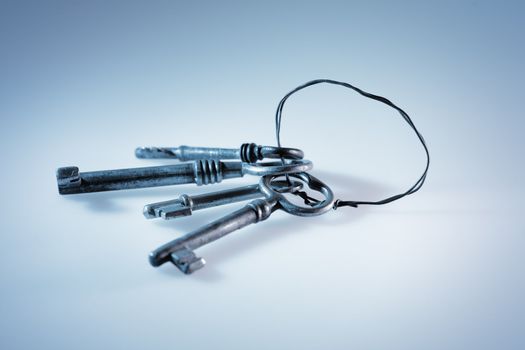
[[57, 159, 312, 195], [143, 184, 262, 219], [135, 143, 304, 163], [56, 160, 242, 195], [143, 180, 304, 220], [135, 145, 239, 161]]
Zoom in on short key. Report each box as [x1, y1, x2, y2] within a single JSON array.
[[149, 173, 335, 274], [143, 180, 303, 220], [135, 143, 304, 163]]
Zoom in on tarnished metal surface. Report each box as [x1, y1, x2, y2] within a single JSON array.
[[144, 184, 263, 220], [149, 198, 277, 270], [55, 142, 336, 275], [143, 179, 304, 220], [56, 160, 242, 194], [149, 172, 335, 274], [135, 143, 304, 163], [56, 159, 312, 195]]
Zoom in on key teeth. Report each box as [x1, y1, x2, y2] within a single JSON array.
[[135, 147, 178, 159], [161, 206, 192, 220], [193, 159, 223, 186], [170, 249, 206, 274], [56, 166, 81, 193]]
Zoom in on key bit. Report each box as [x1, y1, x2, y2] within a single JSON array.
[[144, 185, 262, 220], [170, 248, 206, 274], [135, 143, 304, 163]]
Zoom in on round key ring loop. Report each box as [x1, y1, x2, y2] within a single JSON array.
[[260, 172, 335, 217], [239, 143, 304, 163], [268, 179, 304, 194], [242, 159, 312, 176], [258, 146, 304, 160]]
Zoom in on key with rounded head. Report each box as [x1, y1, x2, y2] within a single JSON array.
[[148, 172, 335, 274], [135, 143, 304, 163], [143, 180, 303, 220], [56, 159, 312, 195]]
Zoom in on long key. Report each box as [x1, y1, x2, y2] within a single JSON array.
[[148, 173, 334, 274], [149, 197, 279, 273], [135, 143, 304, 163], [56, 159, 312, 195], [143, 180, 303, 220]]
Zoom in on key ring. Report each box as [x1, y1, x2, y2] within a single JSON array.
[[260, 172, 335, 217], [269, 179, 304, 193], [241, 159, 312, 176], [239, 143, 304, 162]]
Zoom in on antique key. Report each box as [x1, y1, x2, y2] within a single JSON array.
[[143, 180, 304, 220], [149, 172, 335, 274], [53, 78, 430, 277], [135, 143, 304, 163], [56, 159, 312, 195]]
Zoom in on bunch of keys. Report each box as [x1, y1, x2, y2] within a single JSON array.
[[56, 79, 429, 275], [56, 143, 334, 274]]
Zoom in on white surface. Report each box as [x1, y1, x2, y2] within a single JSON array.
[[1, 1, 524, 349]]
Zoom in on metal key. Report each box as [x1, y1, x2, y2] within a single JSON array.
[[56, 159, 312, 195], [135, 143, 304, 163], [143, 179, 304, 220], [148, 172, 335, 274]]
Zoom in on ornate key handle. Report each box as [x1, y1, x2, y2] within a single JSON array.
[[260, 172, 335, 217]]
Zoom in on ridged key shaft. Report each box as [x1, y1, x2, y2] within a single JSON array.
[[56, 160, 242, 195]]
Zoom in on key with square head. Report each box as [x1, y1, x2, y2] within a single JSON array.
[[135, 143, 304, 163], [143, 179, 304, 220], [56, 159, 312, 195], [148, 172, 335, 274]]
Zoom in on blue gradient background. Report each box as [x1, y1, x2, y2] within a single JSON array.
[[1, 1, 524, 349]]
